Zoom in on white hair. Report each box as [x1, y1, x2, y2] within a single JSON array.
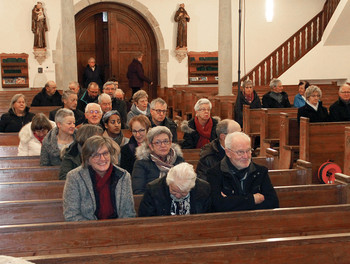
[[225, 131, 251, 150], [166, 162, 196, 192], [194, 98, 212, 111]]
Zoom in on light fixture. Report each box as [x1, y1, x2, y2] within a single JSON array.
[[265, 0, 274, 22]]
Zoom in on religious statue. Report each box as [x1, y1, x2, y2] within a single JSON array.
[[174, 3, 190, 49], [32, 2, 48, 49]]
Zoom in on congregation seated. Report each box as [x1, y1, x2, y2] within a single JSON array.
[[297, 85, 329, 123], [120, 115, 151, 174], [262, 78, 291, 108], [40, 108, 76, 166], [138, 162, 211, 217], [196, 119, 241, 181], [234, 80, 262, 127], [63, 135, 136, 221], [59, 124, 103, 180], [206, 131, 279, 212], [77, 81, 99, 112], [132, 126, 184, 194], [31, 80, 63, 107], [103, 81, 127, 129], [181, 98, 219, 149], [102, 110, 129, 147], [127, 90, 150, 126], [0, 94, 35, 132], [49, 89, 85, 126], [329, 84, 350, 122], [148, 97, 178, 142], [98, 93, 113, 115], [293, 80, 310, 108], [18, 113, 55, 156], [68, 80, 85, 99], [83, 102, 103, 127]]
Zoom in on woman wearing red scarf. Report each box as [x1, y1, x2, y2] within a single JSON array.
[[63, 135, 136, 221], [181, 98, 219, 149]]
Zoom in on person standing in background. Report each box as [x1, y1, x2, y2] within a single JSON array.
[[83, 57, 104, 91]]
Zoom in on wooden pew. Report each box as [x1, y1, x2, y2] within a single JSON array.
[[1, 203, 350, 258], [0, 166, 59, 182], [24, 232, 350, 264], [30, 106, 61, 117], [299, 117, 350, 183], [345, 127, 350, 175], [0, 133, 19, 145], [0, 156, 40, 168], [0, 146, 18, 157]]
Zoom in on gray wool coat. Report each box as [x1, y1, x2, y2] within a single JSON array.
[[63, 165, 136, 221]]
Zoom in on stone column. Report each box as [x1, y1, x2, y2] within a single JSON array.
[[56, 0, 78, 90], [218, 0, 233, 96]]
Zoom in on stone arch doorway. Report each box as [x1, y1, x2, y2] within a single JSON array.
[[75, 1, 163, 99]]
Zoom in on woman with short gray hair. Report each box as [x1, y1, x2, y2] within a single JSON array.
[[297, 85, 329, 123], [181, 98, 219, 149], [63, 135, 135, 221], [132, 126, 184, 194], [262, 78, 291, 108]]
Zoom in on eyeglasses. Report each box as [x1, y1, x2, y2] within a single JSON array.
[[91, 151, 110, 160], [132, 128, 146, 135], [152, 109, 167, 114], [227, 148, 253, 157], [198, 108, 211, 112], [88, 110, 101, 114], [152, 139, 170, 146]]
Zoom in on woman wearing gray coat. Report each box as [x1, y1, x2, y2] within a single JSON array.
[[63, 135, 135, 221]]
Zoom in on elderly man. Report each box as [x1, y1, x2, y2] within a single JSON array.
[[196, 119, 241, 180], [84, 103, 103, 127], [262, 78, 291, 108], [77, 82, 99, 112], [148, 98, 178, 142], [82, 57, 104, 91], [329, 84, 350, 122], [31, 80, 62, 106], [68, 81, 85, 99], [138, 162, 211, 216], [49, 90, 85, 126], [102, 81, 127, 128], [98, 93, 112, 115], [206, 131, 279, 212]]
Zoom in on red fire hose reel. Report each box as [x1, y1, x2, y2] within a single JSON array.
[[318, 161, 342, 184]]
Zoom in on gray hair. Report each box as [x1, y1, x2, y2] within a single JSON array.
[[225, 131, 251, 150], [10, 94, 26, 112], [81, 135, 120, 168], [269, 78, 282, 90], [216, 119, 241, 136], [339, 84, 350, 93], [98, 93, 112, 104], [166, 162, 196, 192], [243, 80, 253, 88], [132, 90, 148, 103], [85, 103, 102, 114], [87, 82, 99, 90], [55, 108, 74, 124], [88, 57, 95, 63], [115, 89, 124, 95], [68, 81, 79, 88], [76, 124, 103, 146], [62, 89, 77, 101], [146, 126, 173, 145], [150, 97, 167, 109], [103, 81, 116, 91], [194, 98, 212, 111], [305, 85, 322, 100]]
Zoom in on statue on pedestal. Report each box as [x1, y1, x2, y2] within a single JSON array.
[[32, 2, 48, 64]]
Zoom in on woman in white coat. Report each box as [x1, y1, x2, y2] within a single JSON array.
[[18, 113, 55, 156]]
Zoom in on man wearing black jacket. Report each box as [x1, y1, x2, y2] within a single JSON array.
[[31, 80, 62, 106]]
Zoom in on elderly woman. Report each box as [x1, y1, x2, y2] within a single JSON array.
[[297, 85, 329, 123], [234, 80, 262, 127], [293, 81, 310, 108], [63, 135, 136, 221], [120, 115, 151, 174], [18, 113, 55, 156], [132, 126, 184, 194], [40, 108, 76, 166], [126, 90, 150, 125], [262, 78, 291, 108], [138, 162, 211, 217], [59, 124, 103, 180], [0, 94, 35, 132], [181, 98, 219, 149], [103, 110, 129, 147]]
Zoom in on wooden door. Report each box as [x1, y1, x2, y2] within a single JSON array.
[[75, 3, 158, 100]]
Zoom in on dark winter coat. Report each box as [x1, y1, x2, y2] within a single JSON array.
[[49, 107, 85, 126], [120, 136, 138, 174], [126, 59, 151, 88], [59, 141, 82, 180], [77, 90, 98, 112], [234, 90, 262, 127], [112, 98, 127, 129], [329, 98, 350, 122], [207, 157, 279, 212], [0, 107, 35, 132], [262, 91, 291, 108], [297, 101, 329, 123], [31, 88, 63, 107], [82, 64, 104, 90], [148, 115, 178, 143], [138, 176, 211, 217]]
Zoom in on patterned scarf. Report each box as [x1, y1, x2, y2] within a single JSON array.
[[244, 92, 254, 103], [170, 193, 191, 215], [194, 116, 213, 149], [150, 147, 177, 178]]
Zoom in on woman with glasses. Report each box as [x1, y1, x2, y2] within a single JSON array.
[[181, 98, 219, 149], [120, 115, 151, 174], [18, 113, 55, 156], [63, 135, 135, 221], [132, 126, 184, 194], [297, 85, 329, 123], [126, 90, 150, 126]]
